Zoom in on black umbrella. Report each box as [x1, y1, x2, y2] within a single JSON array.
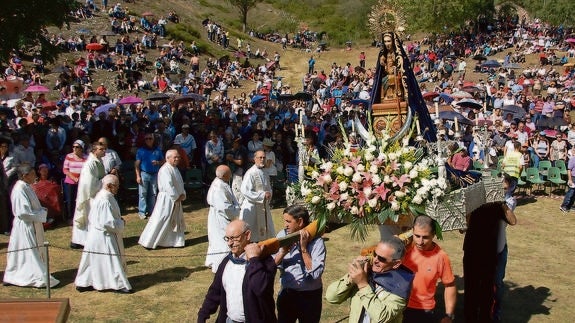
[[481, 60, 501, 68], [277, 94, 294, 101], [147, 93, 172, 101], [456, 99, 483, 110], [502, 105, 526, 119], [293, 92, 313, 101], [537, 117, 569, 128], [438, 110, 474, 125], [172, 93, 206, 105], [84, 95, 110, 103], [472, 54, 487, 61]]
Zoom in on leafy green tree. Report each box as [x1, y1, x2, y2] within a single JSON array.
[[0, 0, 78, 61], [227, 0, 263, 33]]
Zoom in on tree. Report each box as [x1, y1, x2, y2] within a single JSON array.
[[0, 0, 78, 62], [227, 0, 262, 33]]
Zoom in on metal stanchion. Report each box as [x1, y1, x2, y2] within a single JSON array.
[[44, 242, 51, 299]]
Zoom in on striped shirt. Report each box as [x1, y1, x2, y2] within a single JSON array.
[[63, 153, 87, 184]]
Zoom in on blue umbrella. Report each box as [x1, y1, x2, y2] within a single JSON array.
[[250, 95, 266, 105], [436, 93, 454, 104], [94, 103, 117, 116], [350, 99, 370, 107]]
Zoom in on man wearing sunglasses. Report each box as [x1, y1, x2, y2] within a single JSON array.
[[402, 215, 456, 323], [326, 236, 414, 323]]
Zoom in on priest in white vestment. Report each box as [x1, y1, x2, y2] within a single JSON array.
[[239, 150, 274, 242], [3, 164, 60, 288], [205, 165, 240, 272], [139, 149, 186, 249], [71, 142, 106, 248], [75, 174, 132, 293]]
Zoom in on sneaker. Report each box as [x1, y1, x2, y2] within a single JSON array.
[[560, 207, 568, 213], [138, 213, 147, 220]]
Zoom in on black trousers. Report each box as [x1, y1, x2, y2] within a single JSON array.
[[277, 288, 322, 323]]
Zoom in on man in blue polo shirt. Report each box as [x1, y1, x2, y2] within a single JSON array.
[[135, 133, 164, 219]]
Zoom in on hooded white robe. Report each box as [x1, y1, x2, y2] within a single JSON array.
[[3, 180, 60, 287], [239, 164, 274, 242], [75, 189, 131, 291], [205, 177, 240, 272], [72, 153, 105, 245], [138, 163, 186, 249]]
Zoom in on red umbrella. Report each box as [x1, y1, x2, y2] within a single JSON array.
[[86, 43, 104, 51], [41, 101, 58, 111], [141, 11, 154, 17], [422, 92, 439, 100], [118, 96, 144, 104], [24, 84, 50, 93]]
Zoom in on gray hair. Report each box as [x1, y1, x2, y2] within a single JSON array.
[[165, 149, 178, 160], [380, 236, 406, 261], [16, 164, 34, 179]]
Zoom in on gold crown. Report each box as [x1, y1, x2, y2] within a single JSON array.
[[368, 0, 406, 38]]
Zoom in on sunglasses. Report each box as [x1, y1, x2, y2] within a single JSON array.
[[145, 137, 154, 140], [372, 250, 394, 264], [73, 145, 82, 148]]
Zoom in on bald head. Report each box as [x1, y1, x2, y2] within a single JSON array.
[[215, 165, 232, 182]]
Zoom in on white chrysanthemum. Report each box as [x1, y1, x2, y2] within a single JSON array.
[[340, 192, 349, 201], [327, 202, 336, 210], [336, 166, 345, 175], [384, 175, 392, 184], [311, 170, 320, 179], [311, 196, 321, 204], [412, 195, 423, 204], [377, 153, 388, 163], [344, 166, 354, 177], [369, 165, 379, 174], [339, 181, 348, 191], [388, 152, 397, 161], [409, 169, 418, 179], [357, 164, 365, 172], [322, 174, 333, 184], [363, 187, 372, 197], [352, 172, 362, 183], [368, 197, 378, 208], [300, 185, 311, 196], [373, 174, 382, 185], [321, 161, 333, 171], [364, 152, 374, 161], [404, 161, 413, 170], [395, 190, 406, 198], [350, 206, 359, 215], [391, 201, 400, 211], [366, 144, 377, 153]]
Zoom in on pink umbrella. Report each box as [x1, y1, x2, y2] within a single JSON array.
[[451, 91, 473, 99], [118, 96, 144, 104], [565, 38, 575, 44], [24, 84, 50, 93]]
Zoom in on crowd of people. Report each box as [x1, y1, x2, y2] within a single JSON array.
[[0, 5, 574, 321]]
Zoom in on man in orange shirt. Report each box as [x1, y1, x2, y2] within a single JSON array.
[[402, 215, 457, 323]]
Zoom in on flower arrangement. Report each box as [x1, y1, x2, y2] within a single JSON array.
[[289, 125, 448, 241]]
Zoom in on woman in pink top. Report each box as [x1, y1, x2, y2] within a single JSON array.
[[62, 139, 87, 222]]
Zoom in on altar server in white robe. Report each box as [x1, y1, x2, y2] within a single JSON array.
[[239, 150, 274, 242], [139, 149, 186, 249], [205, 165, 240, 272], [3, 164, 60, 288], [75, 174, 132, 293], [71, 142, 106, 249]]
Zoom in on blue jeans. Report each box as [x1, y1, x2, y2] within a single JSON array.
[[138, 172, 158, 216], [63, 182, 78, 220], [493, 244, 508, 322], [561, 185, 575, 209]]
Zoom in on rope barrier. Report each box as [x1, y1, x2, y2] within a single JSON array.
[[0, 243, 229, 258]]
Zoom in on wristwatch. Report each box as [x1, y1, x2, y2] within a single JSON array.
[[445, 313, 455, 320]]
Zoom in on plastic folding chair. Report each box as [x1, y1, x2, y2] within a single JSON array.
[[538, 160, 552, 180], [525, 167, 546, 195], [547, 166, 566, 195], [554, 159, 568, 178]]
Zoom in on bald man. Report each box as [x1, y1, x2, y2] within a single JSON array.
[[205, 165, 240, 272]]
